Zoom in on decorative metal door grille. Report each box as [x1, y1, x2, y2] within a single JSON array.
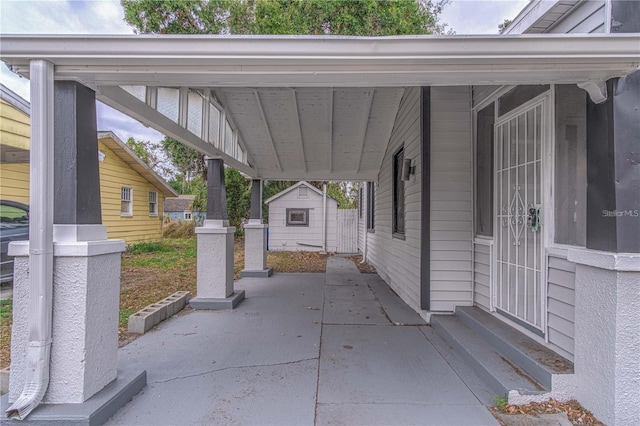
[[495, 103, 543, 330]]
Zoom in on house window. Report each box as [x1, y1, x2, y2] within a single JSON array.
[[298, 186, 309, 198], [358, 187, 363, 219], [184, 210, 193, 221], [476, 102, 494, 237], [286, 208, 309, 226], [121, 187, 133, 216], [149, 191, 158, 216], [366, 182, 375, 231], [393, 147, 405, 236]]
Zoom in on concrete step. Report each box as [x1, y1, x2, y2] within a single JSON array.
[[431, 314, 545, 398], [455, 306, 573, 390]]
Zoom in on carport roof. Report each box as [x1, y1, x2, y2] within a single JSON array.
[[2, 34, 638, 180]]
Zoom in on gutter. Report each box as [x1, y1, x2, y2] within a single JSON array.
[[6, 60, 55, 419]]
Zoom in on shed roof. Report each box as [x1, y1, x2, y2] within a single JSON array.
[[163, 195, 195, 212], [265, 181, 338, 205]]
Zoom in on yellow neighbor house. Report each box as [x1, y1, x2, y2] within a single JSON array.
[[0, 84, 177, 244]]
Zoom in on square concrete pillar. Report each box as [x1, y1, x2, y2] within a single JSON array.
[[190, 220, 245, 309], [241, 220, 273, 278], [568, 248, 640, 426], [8, 235, 125, 404]]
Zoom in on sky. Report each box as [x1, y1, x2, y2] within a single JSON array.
[[0, 0, 529, 145]]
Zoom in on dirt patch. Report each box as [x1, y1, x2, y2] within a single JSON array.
[[489, 399, 604, 426], [267, 250, 329, 273], [348, 255, 376, 273]]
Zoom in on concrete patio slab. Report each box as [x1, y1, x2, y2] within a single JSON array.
[[364, 273, 428, 325], [316, 403, 499, 425], [323, 299, 390, 325], [318, 324, 481, 406], [99, 257, 497, 425]]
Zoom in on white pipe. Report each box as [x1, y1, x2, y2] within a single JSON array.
[[322, 183, 327, 252], [361, 184, 367, 264], [6, 60, 55, 420]]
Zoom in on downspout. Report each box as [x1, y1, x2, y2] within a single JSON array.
[[322, 183, 327, 252], [361, 184, 367, 264], [6, 60, 55, 420]]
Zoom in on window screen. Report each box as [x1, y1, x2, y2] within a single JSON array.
[[121, 187, 133, 216], [498, 85, 550, 117], [393, 148, 405, 235], [286, 208, 309, 226], [476, 102, 494, 237], [366, 182, 375, 231]]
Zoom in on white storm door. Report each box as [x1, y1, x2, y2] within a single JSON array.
[[494, 101, 545, 331]]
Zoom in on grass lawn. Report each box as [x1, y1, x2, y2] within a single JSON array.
[[0, 237, 331, 368]]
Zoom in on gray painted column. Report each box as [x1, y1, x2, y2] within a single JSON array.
[[586, 71, 640, 253], [249, 179, 262, 220], [206, 158, 228, 221], [54, 81, 102, 225]]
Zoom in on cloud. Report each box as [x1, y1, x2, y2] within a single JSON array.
[[97, 102, 164, 144], [440, 0, 530, 34]]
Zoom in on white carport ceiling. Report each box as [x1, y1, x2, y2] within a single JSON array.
[[1, 34, 638, 180]]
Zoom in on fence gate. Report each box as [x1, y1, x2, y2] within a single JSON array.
[[337, 209, 358, 253]]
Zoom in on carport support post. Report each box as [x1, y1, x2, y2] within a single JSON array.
[[8, 80, 135, 408], [190, 158, 245, 309], [241, 180, 273, 277]]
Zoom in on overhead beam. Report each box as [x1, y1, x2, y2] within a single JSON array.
[[97, 85, 256, 177], [253, 89, 283, 173], [290, 89, 307, 173], [355, 89, 375, 173]]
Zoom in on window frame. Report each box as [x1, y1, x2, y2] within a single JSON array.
[[148, 191, 158, 216], [121, 187, 133, 217], [392, 147, 406, 238], [358, 187, 363, 219], [286, 208, 310, 227], [366, 182, 375, 232], [475, 102, 495, 237], [183, 210, 193, 221]]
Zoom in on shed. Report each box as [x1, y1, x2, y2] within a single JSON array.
[[163, 195, 204, 223], [265, 181, 339, 252]]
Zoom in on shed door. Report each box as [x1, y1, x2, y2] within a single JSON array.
[[494, 100, 545, 331]]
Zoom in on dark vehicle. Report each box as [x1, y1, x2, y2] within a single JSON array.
[[0, 200, 29, 283]]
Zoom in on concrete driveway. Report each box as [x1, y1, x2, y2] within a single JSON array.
[[106, 257, 498, 426]]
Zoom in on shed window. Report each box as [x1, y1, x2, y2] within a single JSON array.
[[298, 187, 309, 198], [393, 147, 405, 236], [476, 102, 494, 237], [184, 210, 193, 221], [366, 182, 375, 231], [286, 208, 309, 226], [149, 191, 158, 216], [121, 187, 133, 216]]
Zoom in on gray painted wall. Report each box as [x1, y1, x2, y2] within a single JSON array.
[[473, 242, 492, 310]]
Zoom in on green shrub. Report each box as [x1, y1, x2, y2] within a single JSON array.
[[126, 242, 171, 254]]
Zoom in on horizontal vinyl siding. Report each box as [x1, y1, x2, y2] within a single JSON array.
[[99, 141, 164, 244], [0, 163, 29, 205], [473, 242, 492, 311], [366, 87, 422, 313], [548, 0, 606, 34], [547, 253, 577, 361], [430, 86, 474, 312], [0, 99, 30, 150]]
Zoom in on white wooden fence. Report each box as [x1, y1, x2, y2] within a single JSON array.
[[336, 209, 358, 253]]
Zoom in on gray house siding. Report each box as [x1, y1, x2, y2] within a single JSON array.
[[547, 0, 606, 34], [547, 253, 577, 361], [473, 242, 492, 311], [430, 86, 474, 312], [365, 87, 423, 312]]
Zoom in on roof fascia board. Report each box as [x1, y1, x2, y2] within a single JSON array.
[[96, 85, 257, 178], [503, 0, 560, 34], [1, 35, 639, 87], [97, 131, 178, 197], [0, 83, 30, 116]]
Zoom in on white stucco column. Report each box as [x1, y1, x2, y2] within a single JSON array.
[[568, 248, 640, 426], [8, 238, 125, 404], [241, 180, 273, 278]]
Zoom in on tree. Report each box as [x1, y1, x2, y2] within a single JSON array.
[[161, 137, 206, 194], [122, 0, 450, 36], [125, 137, 170, 176], [498, 18, 512, 33]]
